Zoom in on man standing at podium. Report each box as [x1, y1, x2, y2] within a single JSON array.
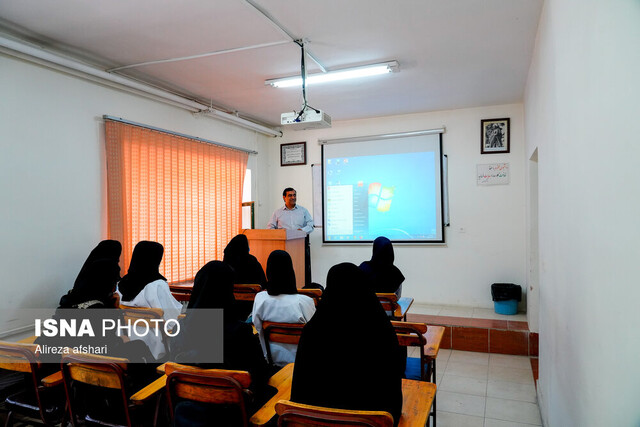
[[267, 187, 314, 285]]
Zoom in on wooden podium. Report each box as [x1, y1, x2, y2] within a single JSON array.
[[242, 229, 307, 289]]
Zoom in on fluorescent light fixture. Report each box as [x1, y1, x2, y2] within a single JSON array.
[[266, 60, 399, 88]]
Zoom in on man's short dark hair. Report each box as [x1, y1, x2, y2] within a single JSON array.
[[283, 187, 296, 197]]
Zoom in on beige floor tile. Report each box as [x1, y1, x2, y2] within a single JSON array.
[[437, 391, 486, 417], [487, 380, 537, 403], [409, 303, 442, 315], [489, 354, 532, 370], [488, 365, 534, 384], [485, 397, 542, 425], [449, 350, 490, 366], [445, 361, 489, 380], [440, 374, 488, 396], [484, 418, 541, 427], [440, 306, 475, 317], [436, 411, 485, 427], [436, 348, 452, 364]]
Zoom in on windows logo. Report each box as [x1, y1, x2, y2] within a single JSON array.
[[368, 183, 395, 212]]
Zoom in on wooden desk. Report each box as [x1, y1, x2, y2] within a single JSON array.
[[377, 294, 414, 321], [423, 325, 444, 383], [397, 297, 414, 320], [16, 335, 37, 344], [250, 364, 436, 427], [131, 363, 294, 406]]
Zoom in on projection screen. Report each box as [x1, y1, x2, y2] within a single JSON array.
[[321, 130, 445, 244]]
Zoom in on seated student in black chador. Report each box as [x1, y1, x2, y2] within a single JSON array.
[[291, 263, 404, 425], [171, 261, 276, 427], [37, 245, 155, 362], [116, 241, 182, 360], [359, 236, 405, 297], [58, 240, 122, 308], [223, 234, 267, 319], [36, 248, 157, 425]]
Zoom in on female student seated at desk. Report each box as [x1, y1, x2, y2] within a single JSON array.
[[291, 263, 405, 424], [223, 234, 267, 319], [116, 240, 182, 360], [360, 236, 405, 297], [252, 250, 315, 367], [170, 261, 275, 426], [58, 239, 122, 307]]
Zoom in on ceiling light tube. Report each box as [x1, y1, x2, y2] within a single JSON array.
[[266, 61, 399, 88]]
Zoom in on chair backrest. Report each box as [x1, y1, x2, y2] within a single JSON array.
[[262, 322, 305, 366], [375, 293, 399, 312], [119, 305, 165, 322], [275, 400, 394, 427], [61, 352, 132, 427], [233, 284, 263, 301], [0, 341, 61, 424], [298, 288, 322, 306], [165, 362, 252, 427], [377, 293, 410, 320], [171, 291, 191, 302], [118, 305, 170, 349], [391, 321, 428, 379]]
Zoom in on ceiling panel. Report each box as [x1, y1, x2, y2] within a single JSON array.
[[0, 0, 543, 126]]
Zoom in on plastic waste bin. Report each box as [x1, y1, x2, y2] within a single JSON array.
[[491, 283, 522, 315]]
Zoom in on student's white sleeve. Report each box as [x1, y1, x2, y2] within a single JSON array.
[[300, 296, 316, 321]]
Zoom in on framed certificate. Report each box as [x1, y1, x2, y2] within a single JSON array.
[[280, 141, 307, 166]]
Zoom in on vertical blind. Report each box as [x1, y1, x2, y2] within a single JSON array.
[[105, 120, 248, 283]]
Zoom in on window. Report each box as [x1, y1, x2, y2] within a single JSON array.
[[105, 119, 248, 283]]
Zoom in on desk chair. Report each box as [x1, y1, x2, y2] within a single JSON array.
[[376, 294, 414, 321], [164, 362, 251, 427], [262, 322, 305, 367], [233, 284, 263, 301], [171, 291, 191, 303], [298, 288, 322, 306], [391, 321, 441, 427], [275, 400, 394, 427], [0, 341, 65, 426], [61, 353, 149, 427]]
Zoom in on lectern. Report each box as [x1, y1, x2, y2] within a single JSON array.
[[242, 229, 307, 289]]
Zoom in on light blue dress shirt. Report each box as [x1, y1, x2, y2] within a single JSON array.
[[267, 205, 314, 234]]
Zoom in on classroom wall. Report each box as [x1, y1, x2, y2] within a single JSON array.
[[0, 53, 272, 336], [265, 104, 527, 309], [523, 0, 640, 425]]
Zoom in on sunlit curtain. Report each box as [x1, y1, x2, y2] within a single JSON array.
[[105, 120, 248, 283]]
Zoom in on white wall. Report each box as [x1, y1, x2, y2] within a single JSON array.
[[267, 104, 527, 308], [524, 0, 640, 425], [0, 53, 271, 335]]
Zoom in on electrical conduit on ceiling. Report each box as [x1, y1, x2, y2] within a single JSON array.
[[0, 35, 282, 137]]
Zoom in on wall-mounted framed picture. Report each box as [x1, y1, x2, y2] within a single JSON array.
[[481, 118, 510, 154], [280, 141, 307, 166]]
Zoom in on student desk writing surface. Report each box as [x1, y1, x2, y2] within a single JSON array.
[[250, 363, 436, 427], [132, 363, 436, 427]]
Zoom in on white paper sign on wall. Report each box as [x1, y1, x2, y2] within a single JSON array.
[[477, 163, 509, 185]]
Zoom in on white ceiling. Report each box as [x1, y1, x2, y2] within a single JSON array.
[[0, 0, 543, 128]]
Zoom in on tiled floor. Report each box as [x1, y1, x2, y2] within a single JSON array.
[[415, 348, 541, 427], [410, 303, 528, 322], [406, 304, 541, 426]]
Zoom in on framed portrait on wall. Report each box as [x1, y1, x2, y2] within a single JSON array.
[[481, 118, 510, 154]]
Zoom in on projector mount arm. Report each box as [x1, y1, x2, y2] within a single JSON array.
[[294, 39, 320, 122]]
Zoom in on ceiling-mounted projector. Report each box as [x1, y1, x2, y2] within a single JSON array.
[[281, 109, 331, 130]]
